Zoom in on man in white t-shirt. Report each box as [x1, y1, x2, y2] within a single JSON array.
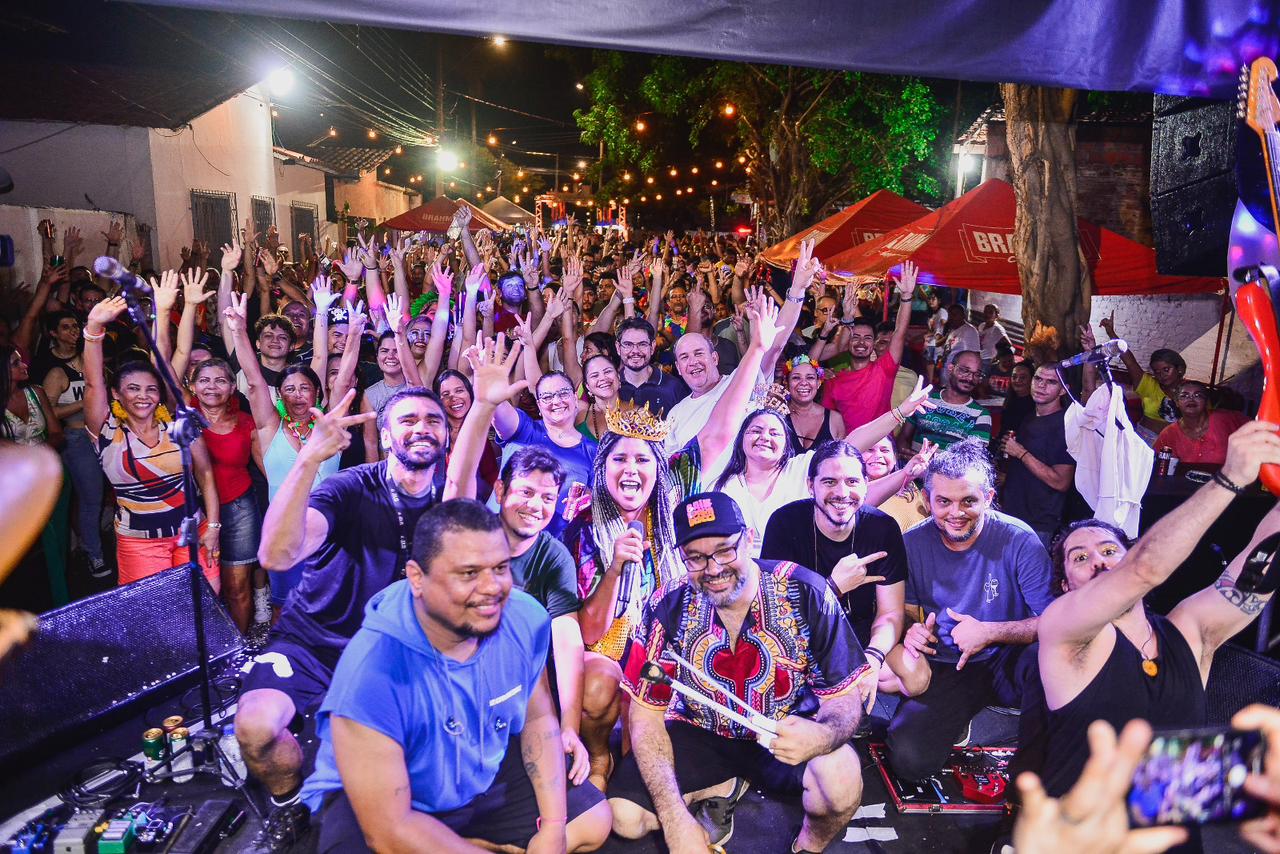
[[977, 304, 1011, 369], [663, 332, 736, 454]]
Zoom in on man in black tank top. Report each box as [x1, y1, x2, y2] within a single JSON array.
[[1015, 421, 1280, 797]]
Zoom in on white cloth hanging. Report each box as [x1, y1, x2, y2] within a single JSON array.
[[1063, 383, 1153, 538]]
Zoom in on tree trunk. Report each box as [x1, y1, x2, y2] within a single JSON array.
[[999, 84, 1093, 363]]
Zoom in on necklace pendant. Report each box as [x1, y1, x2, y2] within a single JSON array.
[[1142, 659, 1158, 677]]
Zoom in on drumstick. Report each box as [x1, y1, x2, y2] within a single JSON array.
[[666, 650, 778, 732], [640, 662, 777, 747]]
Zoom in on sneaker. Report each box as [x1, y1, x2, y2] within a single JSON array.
[[253, 586, 272, 624], [263, 801, 310, 853], [691, 777, 750, 846], [954, 719, 972, 748], [88, 557, 111, 579]]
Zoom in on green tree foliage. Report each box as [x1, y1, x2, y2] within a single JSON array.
[[574, 52, 946, 238]]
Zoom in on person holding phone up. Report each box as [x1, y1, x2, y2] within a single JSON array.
[[1012, 420, 1280, 799]]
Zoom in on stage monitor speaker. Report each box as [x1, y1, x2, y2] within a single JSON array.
[[0, 566, 241, 767], [1205, 642, 1280, 725], [1150, 96, 1237, 277]]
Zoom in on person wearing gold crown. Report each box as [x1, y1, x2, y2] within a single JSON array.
[[567, 295, 786, 793]]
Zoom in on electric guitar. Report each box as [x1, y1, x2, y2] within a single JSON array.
[[1234, 57, 1280, 494]]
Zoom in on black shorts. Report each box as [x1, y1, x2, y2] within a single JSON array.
[[608, 721, 808, 813], [315, 734, 606, 853], [237, 631, 336, 729]]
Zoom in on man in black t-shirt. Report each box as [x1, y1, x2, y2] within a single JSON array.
[[760, 441, 931, 707], [999, 364, 1076, 549], [236, 386, 448, 844]]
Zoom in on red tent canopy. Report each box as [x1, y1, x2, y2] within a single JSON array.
[[824, 179, 1226, 296], [379, 196, 508, 233], [762, 189, 929, 270]]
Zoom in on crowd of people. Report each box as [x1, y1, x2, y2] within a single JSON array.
[[6, 207, 1280, 854]]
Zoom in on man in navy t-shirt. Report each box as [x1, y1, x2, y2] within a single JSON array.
[[301, 499, 610, 852], [236, 387, 449, 846], [886, 438, 1053, 781]]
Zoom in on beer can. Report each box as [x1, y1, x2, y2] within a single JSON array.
[[142, 728, 166, 761], [1156, 448, 1171, 478], [168, 727, 193, 784], [161, 715, 184, 734]]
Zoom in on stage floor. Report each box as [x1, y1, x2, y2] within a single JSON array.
[[0, 691, 1252, 854]]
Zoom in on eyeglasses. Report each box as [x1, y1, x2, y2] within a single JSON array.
[[1177, 391, 1207, 400], [681, 533, 743, 573], [952, 366, 981, 378], [618, 341, 651, 350], [536, 389, 575, 404]]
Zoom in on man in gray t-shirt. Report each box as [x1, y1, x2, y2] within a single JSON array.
[[885, 439, 1053, 781]]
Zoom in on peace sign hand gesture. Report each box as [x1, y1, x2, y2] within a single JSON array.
[[299, 388, 376, 463]]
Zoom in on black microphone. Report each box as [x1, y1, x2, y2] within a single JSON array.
[[93, 255, 151, 296], [615, 520, 646, 618], [1057, 339, 1127, 371]]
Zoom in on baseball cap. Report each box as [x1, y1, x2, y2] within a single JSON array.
[[673, 492, 746, 549]]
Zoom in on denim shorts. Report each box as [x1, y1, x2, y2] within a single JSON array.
[[219, 491, 261, 567]]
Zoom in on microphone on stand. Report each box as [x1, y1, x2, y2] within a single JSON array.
[[93, 255, 152, 296], [1057, 339, 1128, 371]]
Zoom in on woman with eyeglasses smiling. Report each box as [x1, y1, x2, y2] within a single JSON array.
[[490, 367, 599, 539], [1153, 380, 1248, 467]]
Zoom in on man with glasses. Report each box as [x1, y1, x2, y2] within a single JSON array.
[[896, 350, 992, 455], [999, 364, 1076, 549], [609, 492, 868, 854], [617, 316, 688, 418]]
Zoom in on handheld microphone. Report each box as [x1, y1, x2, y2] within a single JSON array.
[[1057, 339, 1127, 371], [93, 255, 151, 296], [614, 520, 646, 618]]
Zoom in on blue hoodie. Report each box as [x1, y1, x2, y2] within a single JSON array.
[[299, 579, 550, 814]]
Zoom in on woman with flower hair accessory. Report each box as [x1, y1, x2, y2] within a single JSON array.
[[82, 296, 222, 588], [784, 353, 846, 453]]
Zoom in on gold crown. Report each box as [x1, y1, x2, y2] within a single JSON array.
[[605, 402, 669, 442], [751, 382, 791, 417]]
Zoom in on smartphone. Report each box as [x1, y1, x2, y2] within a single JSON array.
[[1128, 726, 1266, 827]]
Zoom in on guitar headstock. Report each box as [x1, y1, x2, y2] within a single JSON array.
[[1239, 57, 1280, 142]]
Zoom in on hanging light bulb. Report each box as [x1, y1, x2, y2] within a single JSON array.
[[691, 166, 699, 175], [327, 126, 337, 137]]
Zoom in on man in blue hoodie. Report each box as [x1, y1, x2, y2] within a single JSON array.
[[300, 499, 611, 853]]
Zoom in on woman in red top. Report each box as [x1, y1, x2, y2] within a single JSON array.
[[1154, 380, 1248, 467], [191, 358, 262, 632]]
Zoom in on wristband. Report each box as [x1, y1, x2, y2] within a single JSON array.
[[83, 329, 106, 342], [1019, 450, 1029, 461], [206, 521, 222, 529], [786, 293, 805, 304], [106, 242, 120, 248], [536, 816, 568, 831], [1212, 470, 1246, 495], [622, 297, 636, 305], [865, 647, 886, 665]]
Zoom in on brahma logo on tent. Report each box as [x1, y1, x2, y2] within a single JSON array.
[[959, 225, 1016, 264], [876, 231, 929, 257]]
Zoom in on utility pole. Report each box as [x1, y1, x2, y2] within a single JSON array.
[[435, 39, 445, 197]]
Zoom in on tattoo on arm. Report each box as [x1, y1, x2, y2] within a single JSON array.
[[521, 728, 546, 782], [1214, 571, 1268, 615]]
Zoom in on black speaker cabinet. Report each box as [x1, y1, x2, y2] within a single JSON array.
[[1150, 97, 1238, 277], [0, 566, 242, 767]]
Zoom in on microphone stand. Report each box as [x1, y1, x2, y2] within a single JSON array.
[[112, 268, 258, 816]]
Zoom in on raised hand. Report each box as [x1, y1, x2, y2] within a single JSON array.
[[384, 293, 406, 334], [86, 295, 128, 333], [894, 260, 918, 299], [301, 388, 376, 462], [130, 233, 147, 263], [899, 377, 937, 417], [511, 313, 536, 347], [1099, 311, 1117, 339], [946, 608, 990, 670], [181, 269, 213, 306], [63, 226, 83, 260], [241, 216, 260, 250], [1078, 323, 1098, 351], [544, 288, 571, 321], [1221, 420, 1280, 487], [224, 292, 250, 332], [102, 220, 125, 247], [463, 262, 487, 299], [150, 270, 181, 313], [734, 255, 751, 278], [830, 550, 889, 594], [453, 205, 473, 229], [791, 237, 819, 296], [264, 225, 281, 253], [745, 291, 783, 348], [562, 256, 584, 297], [258, 247, 280, 277], [687, 281, 708, 320], [905, 438, 937, 479], [220, 241, 243, 274], [337, 248, 364, 281], [311, 275, 341, 314], [465, 334, 529, 407]]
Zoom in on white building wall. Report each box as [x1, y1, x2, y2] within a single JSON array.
[[272, 160, 335, 251], [147, 86, 275, 269]]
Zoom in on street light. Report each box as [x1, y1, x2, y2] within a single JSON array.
[[267, 67, 294, 96], [715, 160, 724, 169], [572, 172, 580, 181], [492, 35, 508, 46], [646, 176, 655, 185], [722, 103, 736, 117], [577, 160, 587, 169], [575, 82, 584, 91], [487, 134, 497, 145], [691, 166, 699, 175], [437, 149, 460, 172], [634, 119, 647, 132], [367, 129, 377, 140]]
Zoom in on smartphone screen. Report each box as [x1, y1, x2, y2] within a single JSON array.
[[1129, 727, 1266, 827]]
